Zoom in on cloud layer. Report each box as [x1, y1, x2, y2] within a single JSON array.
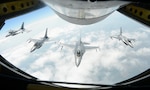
[[0, 10, 150, 85]]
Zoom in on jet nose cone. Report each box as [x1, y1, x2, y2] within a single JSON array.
[[30, 46, 36, 52], [75, 57, 82, 67]]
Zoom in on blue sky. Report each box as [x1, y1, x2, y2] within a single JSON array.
[[1, 6, 54, 33], [0, 5, 150, 86]]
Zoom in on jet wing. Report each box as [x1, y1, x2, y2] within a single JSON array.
[[83, 42, 90, 45], [128, 38, 135, 42], [27, 39, 39, 43], [14, 29, 23, 32], [59, 42, 75, 50], [44, 40, 57, 44], [20, 29, 31, 33], [8, 29, 19, 33], [110, 35, 119, 39], [85, 45, 100, 51]]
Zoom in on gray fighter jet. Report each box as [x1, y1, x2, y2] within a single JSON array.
[[28, 28, 51, 52], [59, 32, 100, 67], [5, 22, 29, 37], [110, 27, 135, 48]]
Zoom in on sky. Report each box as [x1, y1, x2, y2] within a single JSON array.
[[0, 5, 150, 86]]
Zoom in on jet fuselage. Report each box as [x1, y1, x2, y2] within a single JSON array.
[[121, 36, 133, 48], [31, 38, 48, 52], [74, 40, 85, 67]]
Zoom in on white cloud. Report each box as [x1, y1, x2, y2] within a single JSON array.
[[31, 67, 54, 80], [1, 42, 31, 66]]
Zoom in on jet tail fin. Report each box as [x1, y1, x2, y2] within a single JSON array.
[[120, 27, 122, 36], [20, 22, 24, 30], [44, 28, 48, 39], [83, 42, 90, 45]]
